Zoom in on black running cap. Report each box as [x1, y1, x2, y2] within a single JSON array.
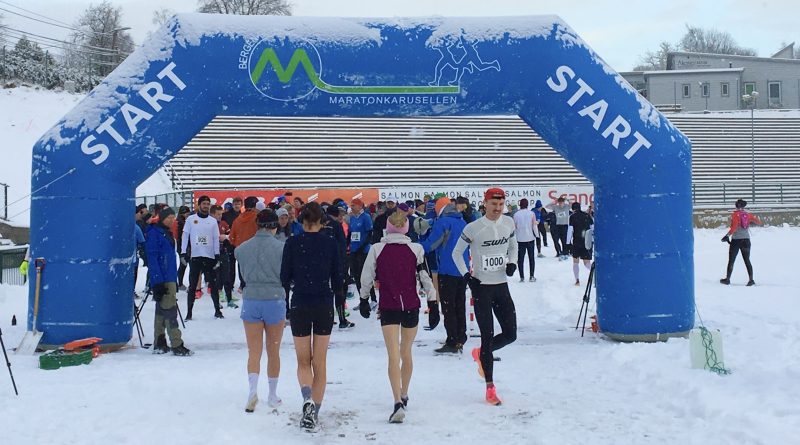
[[257, 209, 278, 228]]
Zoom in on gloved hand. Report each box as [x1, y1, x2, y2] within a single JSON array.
[[463, 273, 481, 292], [427, 300, 440, 329], [180, 254, 189, 266], [721, 235, 730, 243], [19, 260, 29, 276], [359, 298, 371, 318], [506, 263, 517, 277], [152, 282, 167, 302], [213, 255, 221, 270]]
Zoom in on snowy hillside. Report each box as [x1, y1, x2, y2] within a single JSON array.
[[0, 227, 798, 444], [0, 87, 173, 228]]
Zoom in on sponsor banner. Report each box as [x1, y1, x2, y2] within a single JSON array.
[[193, 189, 380, 207], [378, 185, 594, 209]]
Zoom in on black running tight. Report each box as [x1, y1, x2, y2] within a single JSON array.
[[726, 238, 753, 280], [473, 283, 517, 383]]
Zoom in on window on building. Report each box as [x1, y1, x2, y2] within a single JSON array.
[[768, 81, 781, 106], [721, 82, 729, 97], [682, 84, 690, 98], [744, 82, 756, 96], [701, 83, 710, 97]]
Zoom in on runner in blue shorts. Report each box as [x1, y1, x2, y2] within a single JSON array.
[[235, 209, 286, 413]]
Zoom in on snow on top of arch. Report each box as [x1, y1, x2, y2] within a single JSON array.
[[174, 13, 382, 46]]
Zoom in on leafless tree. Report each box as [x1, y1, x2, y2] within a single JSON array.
[[67, 1, 135, 77], [197, 0, 292, 15], [679, 25, 755, 56], [633, 41, 675, 71], [634, 25, 756, 70], [152, 8, 176, 28]]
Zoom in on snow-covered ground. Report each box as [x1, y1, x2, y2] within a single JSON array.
[[0, 87, 173, 228], [0, 227, 797, 444]]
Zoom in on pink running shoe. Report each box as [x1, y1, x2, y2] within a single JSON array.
[[471, 347, 485, 378], [485, 386, 502, 406]]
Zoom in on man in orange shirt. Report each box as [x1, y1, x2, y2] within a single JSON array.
[[230, 196, 260, 290]]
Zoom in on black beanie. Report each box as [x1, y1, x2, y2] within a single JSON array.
[[735, 199, 747, 209]]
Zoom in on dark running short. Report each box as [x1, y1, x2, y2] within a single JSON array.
[[572, 245, 593, 261], [380, 309, 420, 328], [290, 305, 335, 337]]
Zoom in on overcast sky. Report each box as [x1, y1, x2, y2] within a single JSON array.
[[2, 0, 798, 70]]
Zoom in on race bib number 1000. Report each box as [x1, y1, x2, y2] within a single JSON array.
[[482, 254, 506, 272]]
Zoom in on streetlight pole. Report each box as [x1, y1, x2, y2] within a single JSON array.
[[743, 91, 759, 202]]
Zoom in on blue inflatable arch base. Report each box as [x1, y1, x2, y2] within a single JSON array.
[[30, 14, 694, 347]]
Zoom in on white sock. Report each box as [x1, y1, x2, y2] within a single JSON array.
[[248, 373, 258, 399], [573, 263, 580, 281], [268, 377, 279, 397]]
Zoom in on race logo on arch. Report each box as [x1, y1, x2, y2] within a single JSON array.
[[242, 36, 500, 101]]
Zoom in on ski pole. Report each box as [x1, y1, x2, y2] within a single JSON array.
[[0, 328, 19, 396]]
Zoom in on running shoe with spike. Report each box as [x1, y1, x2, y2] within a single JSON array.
[[227, 300, 239, 309], [471, 347, 485, 378], [746, 279, 755, 286], [485, 386, 502, 406], [720, 278, 731, 285], [268, 394, 282, 408], [401, 395, 409, 408], [389, 402, 406, 423], [529, 277, 537, 282], [300, 400, 317, 430], [245, 395, 258, 413], [434, 343, 461, 355], [575, 279, 580, 286], [195, 289, 202, 300]]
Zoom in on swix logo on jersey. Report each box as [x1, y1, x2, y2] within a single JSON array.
[[481, 237, 509, 247]]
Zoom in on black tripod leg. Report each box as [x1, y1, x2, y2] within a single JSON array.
[[133, 304, 145, 347], [580, 263, 596, 337], [575, 299, 586, 330], [0, 328, 19, 395], [177, 303, 185, 329]]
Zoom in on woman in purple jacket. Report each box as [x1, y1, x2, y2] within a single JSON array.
[[359, 211, 437, 424]]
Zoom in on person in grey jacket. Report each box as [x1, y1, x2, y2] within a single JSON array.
[[545, 195, 572, 260], [235, 209, 286, 413]]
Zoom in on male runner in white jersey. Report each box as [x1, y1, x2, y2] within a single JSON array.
[[452, 187, 518, 406]]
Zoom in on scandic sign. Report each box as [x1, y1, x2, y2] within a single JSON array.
[[193, 185, 593, 208]]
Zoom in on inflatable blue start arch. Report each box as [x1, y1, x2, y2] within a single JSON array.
[[30, 14, 694, 347]]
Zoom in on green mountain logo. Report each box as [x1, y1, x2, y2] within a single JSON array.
[[248, 41, 460, 100]]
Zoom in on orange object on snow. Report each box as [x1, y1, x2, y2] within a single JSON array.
[[64, 337, 103, 357]]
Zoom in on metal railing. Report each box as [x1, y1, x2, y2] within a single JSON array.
[[135, 191, 195, 212], [0, 246, 27, 286], [692, 181, 800, 207]]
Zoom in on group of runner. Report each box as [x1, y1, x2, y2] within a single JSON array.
[[133, 188, 605, 428]]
